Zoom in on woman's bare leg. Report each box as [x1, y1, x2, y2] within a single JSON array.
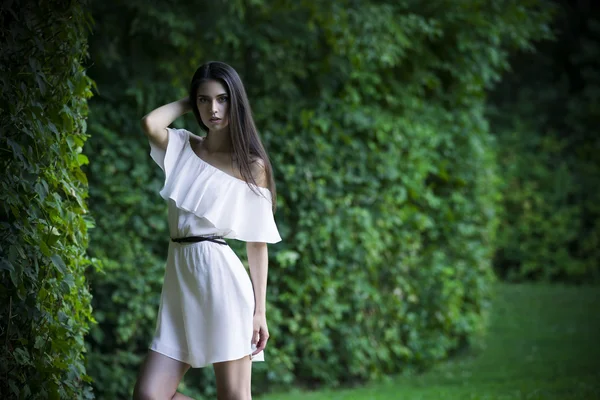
[[133, 350, 193, 400], [213, 355, 252, 400]]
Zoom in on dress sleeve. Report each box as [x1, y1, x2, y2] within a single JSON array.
[[226, 190, 282, 243], [149, 128, 187, 181]]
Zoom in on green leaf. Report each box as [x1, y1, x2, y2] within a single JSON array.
[[50, 254, 67, 274], [77, 153, 89, 166]]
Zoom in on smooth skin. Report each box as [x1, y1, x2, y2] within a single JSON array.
[[134, 80, 270, 400]]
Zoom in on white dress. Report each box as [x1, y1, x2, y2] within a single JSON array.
[[147, 127, 282, 368]]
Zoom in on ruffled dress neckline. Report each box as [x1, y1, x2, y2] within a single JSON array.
[[150, 128, 281, 244], [185, 133, 272, 195]]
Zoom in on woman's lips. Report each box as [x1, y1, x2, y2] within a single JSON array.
[[209, 118, 221, 123]]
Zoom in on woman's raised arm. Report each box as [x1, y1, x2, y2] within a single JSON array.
[[141, 97, 192, 150]]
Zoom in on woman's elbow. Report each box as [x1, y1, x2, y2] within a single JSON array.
[[140, 114, 154, 134]]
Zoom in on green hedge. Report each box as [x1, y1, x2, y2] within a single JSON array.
[[489, 1, 600, 283], [84, 1, 552, 398], [0, 1, 95, 398]]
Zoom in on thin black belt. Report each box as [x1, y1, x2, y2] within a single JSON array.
[[170, 235, 228, 246]]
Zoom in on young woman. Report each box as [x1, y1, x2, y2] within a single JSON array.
[[133, 61, 281, 400]]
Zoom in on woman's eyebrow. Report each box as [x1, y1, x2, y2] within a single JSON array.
[[197, 93, 228, 98]]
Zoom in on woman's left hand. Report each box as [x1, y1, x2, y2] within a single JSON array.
[[252, 312, 269, 356]]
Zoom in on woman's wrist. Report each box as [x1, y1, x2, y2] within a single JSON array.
[[254, 307, 266, 316]]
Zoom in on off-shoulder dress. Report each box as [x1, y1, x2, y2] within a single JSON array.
[[147, 127, 281, 368]]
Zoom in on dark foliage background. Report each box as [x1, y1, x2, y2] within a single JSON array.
[[490, 0, 600, 283]]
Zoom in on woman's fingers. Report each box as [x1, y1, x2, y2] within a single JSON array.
[[252, 328, 269, 355], [251, 314, 269, 356]]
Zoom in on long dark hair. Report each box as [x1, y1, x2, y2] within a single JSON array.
[[189, 61, 277, 212]]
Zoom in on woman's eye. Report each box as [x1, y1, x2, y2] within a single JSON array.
[[198, 98, 207, 103], [218, 97, 228, 103]]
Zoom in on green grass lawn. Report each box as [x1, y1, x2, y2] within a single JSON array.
[[260, 283, 600, 400]]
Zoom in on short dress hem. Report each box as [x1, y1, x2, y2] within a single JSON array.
[[149, 341, 261, 369]]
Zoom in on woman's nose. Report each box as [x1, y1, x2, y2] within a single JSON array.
[[210, 100, 218, 114]]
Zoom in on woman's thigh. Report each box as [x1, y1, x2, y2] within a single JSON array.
[[213, 355, 252, 400], [133, 350, 191, 399]]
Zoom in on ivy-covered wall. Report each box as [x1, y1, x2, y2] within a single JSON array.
[[0, 1, 95, 399]]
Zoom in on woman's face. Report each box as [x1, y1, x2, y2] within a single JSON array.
[[196, 79, 230, 131]]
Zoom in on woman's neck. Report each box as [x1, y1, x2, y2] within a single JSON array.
[[205, 128, 233, 154]]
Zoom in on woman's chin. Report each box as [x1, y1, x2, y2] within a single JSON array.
[[206, 122, 229, 132]]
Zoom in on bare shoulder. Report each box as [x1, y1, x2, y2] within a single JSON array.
[[249, 157, 268, 188]]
